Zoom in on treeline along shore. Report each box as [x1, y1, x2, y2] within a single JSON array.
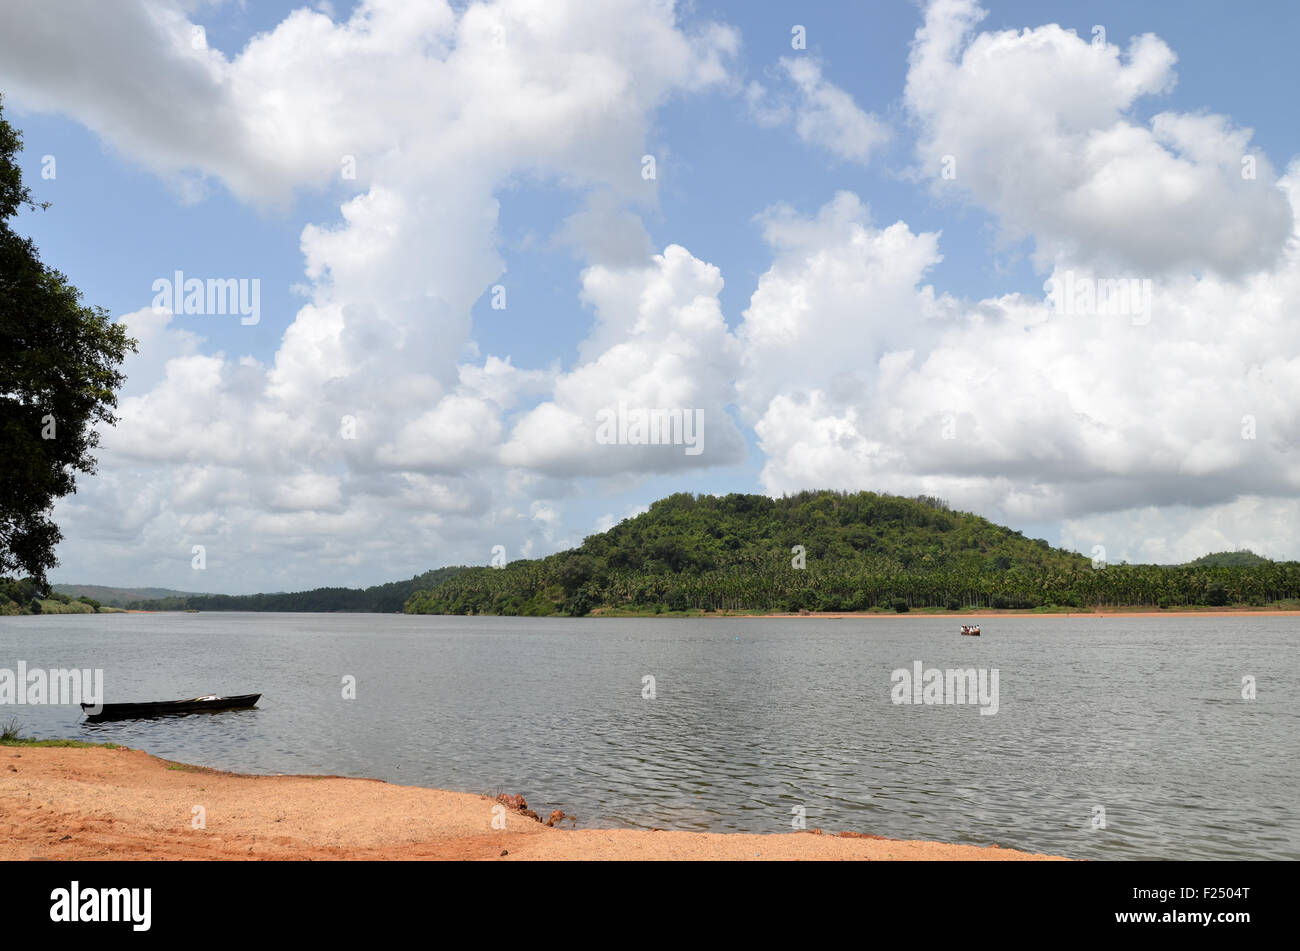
[[4, 568, 466, 615], [0, 580, 126, 616], [112, 567, 463, 614], [16, 491, 1300, 619], [403, 491, 1300, 617]]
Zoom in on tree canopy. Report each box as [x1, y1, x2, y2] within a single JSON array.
[[0, 95, 136, 585], [119, 567, 465, 613], [404, 490, 1300, 616], [1185, 550, 1271, 568]]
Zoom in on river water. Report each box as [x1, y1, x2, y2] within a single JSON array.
[[1, 612, 1295, 860]]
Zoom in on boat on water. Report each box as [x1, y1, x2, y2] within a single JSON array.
[[960, 625, 981, 636], [82, 693, 261, 722]]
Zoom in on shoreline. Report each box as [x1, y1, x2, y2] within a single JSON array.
[[41, 606, 1300, 618], [1, 746, 1066, 861], [729, 608, 1300, 619], [592, 607, 1300, 619]]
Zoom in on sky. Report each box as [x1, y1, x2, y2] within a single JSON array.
[[2, 0, 1299, 593]]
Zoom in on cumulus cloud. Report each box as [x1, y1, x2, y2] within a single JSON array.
[[501, 245, 747, 476], [747, 57, 890, 164], [713, 0, 1300, 557], [2, 0, 739, 589], [556, 189, 655, 267], [737, 191, 950, 422], [905, 0, 1293, 277], [8, 0, 1300, 591], [1061, 497, 1300, 565], [740, 166, 1300, 536]]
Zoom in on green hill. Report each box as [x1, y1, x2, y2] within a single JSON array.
[[51, 585, 201, 608], [1, 578, 128, 615], [1184, 550, 1272, 568], [20, 497, 1300, 618], [404, 490, 1300, 616]]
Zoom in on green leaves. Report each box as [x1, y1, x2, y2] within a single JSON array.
[[404, 490, 1300, 616], [0, 97, 136, 584]]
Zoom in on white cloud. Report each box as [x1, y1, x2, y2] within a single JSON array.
[[715, 1, 1300, 557], [1061, 497, 1300, 565], [555, 189, 655, 267], [739, 166, 1300, 539], [737, 191, 950, 424], [10, 0, 1300, 592], [501, 244, 747, 476], [375, 396, 504, 472], [747, 58, 889, 165], [904, 0, 1293, 277], [7, 0, 740, 590]]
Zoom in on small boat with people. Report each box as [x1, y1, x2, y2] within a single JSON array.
[[960, 624, 981, 636], [82, 693, 261, 722]]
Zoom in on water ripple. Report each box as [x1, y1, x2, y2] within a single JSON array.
[[1, 612, 1295, 859]]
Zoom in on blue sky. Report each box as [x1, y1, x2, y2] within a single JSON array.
[[3, 0, 1299, 591]]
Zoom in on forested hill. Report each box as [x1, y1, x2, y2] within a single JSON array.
[[51, 585, 199, 607], [403, 490, 1300, 616], [123, 567, 463, 613], [588, 491, 1085, 574], [22, 496, 1299, 617], [1184, 550, 1272, 568]]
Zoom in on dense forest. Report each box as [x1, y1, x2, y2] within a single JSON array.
[[119, 567, 463, 613], [6, 493, 1296, 617], [50, 584, 195, 606], [1185, 550, 1272, 568], [0, 577, 120, 615], [403, 491, 1300, 616]]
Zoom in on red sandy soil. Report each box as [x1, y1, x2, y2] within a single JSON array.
[[0, 747, 1066, 861]]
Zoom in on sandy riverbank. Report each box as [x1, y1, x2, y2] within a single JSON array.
[[0, 746, 1065, 861]]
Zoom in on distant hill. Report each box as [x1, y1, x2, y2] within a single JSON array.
[[122, 567, 464, 613], [404, 490, 1300, 616], [408, 490, 1089, 615], [51, 585, 203, 608], [1185, 550, 1272, 568], [34, 500, 1300, 619]]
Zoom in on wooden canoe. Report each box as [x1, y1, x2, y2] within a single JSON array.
[[81, 694, 261, 722]]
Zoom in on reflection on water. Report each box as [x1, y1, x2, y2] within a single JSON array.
[[2, 611, 1296, 859]]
